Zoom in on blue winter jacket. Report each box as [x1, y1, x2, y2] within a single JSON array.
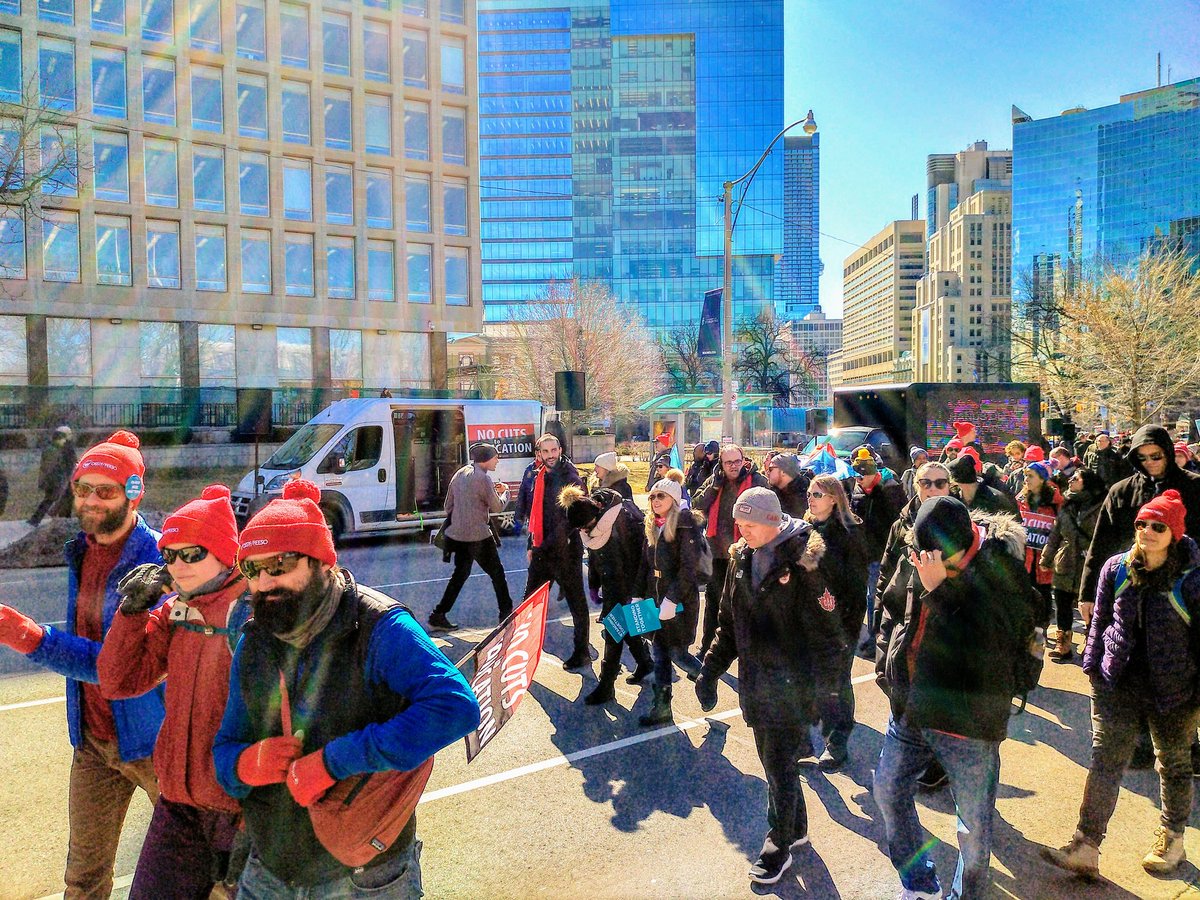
[[26, 516, 166, 762], [1083, 536, 1200, 713]]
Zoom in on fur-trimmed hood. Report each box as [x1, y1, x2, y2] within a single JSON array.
[[729, 516, 825, 572], [901, 508, 1025, 562]]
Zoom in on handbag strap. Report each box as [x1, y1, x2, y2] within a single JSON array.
[[278, 670, 292, 737]]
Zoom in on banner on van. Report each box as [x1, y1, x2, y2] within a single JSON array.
[[459, 581, 550, 763], [467, 424, 537, 459]]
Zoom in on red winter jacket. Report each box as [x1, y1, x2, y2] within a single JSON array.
[[98, 575, 248, 813]]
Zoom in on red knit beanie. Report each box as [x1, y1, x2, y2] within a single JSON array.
[[73, 431, 146, 500], [1136, 489, 1187, 542], [945, 438, 964, 451], [238, 479, 336, 567], [1023, 445, 1045, 462], [953, 421, 975, 441], [159, 485, 240, 567]]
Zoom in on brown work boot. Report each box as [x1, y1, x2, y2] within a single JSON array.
[[1048, 631, 1073, 662], [1142, 826, 1186, 874], [1041, 830, 1100, 879]]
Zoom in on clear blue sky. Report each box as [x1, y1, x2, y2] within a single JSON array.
[[783, 0, 1200, 318]]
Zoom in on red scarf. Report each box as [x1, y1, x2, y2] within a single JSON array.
[[706, 470, 752, 541], [529, 462, 546, 548]]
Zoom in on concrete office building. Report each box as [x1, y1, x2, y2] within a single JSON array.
[[0, 0, 480, 417], [839, 220, 925, 385], [788, 309, 840, 404], [913, 143, 1013, 383]]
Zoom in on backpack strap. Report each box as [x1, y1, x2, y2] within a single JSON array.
[[1168, 566, 1198, 628]]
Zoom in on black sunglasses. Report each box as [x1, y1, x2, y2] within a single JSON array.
[[161, 545, 210, 565], [239, 551, 304, 580], [71, 481, 124, 500], [917, 478, 950, 490], [1135, 520, 1169, 535]]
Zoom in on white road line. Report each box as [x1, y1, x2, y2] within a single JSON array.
[[38, 874, 131, 900], [420, 707, 745, 804], [0, 695, 65, 712]]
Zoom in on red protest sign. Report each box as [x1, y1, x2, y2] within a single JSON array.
[[459, 581, 550, 762]]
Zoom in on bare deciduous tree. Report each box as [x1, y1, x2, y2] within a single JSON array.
[[1012, 248, 1200, 427], [733, 310, 822, 406], [1, 78, 84, 221], [492, 279, 664, 420], [658, 326, 718, 393]]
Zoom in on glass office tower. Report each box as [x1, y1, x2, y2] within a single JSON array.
[[477, 0, 788, 330], [777, 132, 821, 320], [1012, 78, 1200, 309]]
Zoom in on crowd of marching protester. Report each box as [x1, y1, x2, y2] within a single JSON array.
[[1, 418, 1200, 898]]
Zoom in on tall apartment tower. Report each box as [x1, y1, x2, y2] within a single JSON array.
[[0, 0, 480, 402], [776, 124, 821, 321], [476, 0, 789, 332], [926, 141, 1012, 239], [839, 220, 926, 385], [913, 142, 1013, 383]]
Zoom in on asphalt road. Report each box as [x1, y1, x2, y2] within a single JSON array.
[[3, 534, 1200, 899]]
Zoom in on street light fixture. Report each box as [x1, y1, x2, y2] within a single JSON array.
[[721, 109, 817, 442]]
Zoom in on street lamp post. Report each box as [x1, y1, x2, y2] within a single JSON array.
[[721, 110, 817, 443]]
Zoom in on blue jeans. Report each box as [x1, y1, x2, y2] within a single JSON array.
[[874, 715, 1000, 900], [864, 561, 881, 641], [238, 842, 422, 899]]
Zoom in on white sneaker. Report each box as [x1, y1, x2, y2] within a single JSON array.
[[897, 888, 940, 900], [1142, 826, 1186, 873]]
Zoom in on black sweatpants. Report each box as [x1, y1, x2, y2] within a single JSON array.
[[524, 542, 588, 656], [752, 724, 810, 848]]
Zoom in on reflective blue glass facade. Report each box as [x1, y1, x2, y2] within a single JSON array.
[[478, 0, 787, 330], [1013, 78, 1200, 309], [777, 133, 820, 319]]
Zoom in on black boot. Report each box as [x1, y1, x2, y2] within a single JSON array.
[[586, 640, 622, 705], [626, 636, 653, 684], [639, 684, 673, 727]]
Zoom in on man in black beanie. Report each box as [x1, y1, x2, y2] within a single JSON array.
[[874, 495, 1038, 900], [429, 443, 513, 629]]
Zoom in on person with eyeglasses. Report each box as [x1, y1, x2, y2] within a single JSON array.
[[693, 444, 769, 658], [0, 430, 164, 899], [97, 485, 251, 899], [801, 474, 868, 771], [766, 453, 810, 518], [213, 479, 479, 897], [1078, 424, 1200, 640], [1043, 490, 1200, 879]]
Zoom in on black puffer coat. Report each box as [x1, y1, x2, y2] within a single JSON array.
[[583, 489, 645, 610], [1079, 425, 1200, 607], [635, 509, 704, 650], [809, 515, 869, 643], [700, 521, 844, 729]]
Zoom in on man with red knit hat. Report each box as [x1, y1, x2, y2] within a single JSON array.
[[213, 479, 479, 897], [99, 484, 250, 899], [0, 430, 165, 899]]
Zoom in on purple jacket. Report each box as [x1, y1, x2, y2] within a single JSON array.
[[1082, 536, 1200, 713]]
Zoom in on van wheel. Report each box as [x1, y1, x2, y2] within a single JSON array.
[[321, 504, 347, 544], [497, 511, 515, 533]]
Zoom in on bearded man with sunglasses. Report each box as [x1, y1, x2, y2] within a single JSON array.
[[213, 479, 479, 897], [0, 430, 165, 899], [98, 485, 250, 899]]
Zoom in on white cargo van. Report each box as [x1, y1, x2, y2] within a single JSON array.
[[231, 398, 543, 540]]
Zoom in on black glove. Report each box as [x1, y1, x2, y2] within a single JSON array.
[[117, 563, 172, 615], [695, 673, 718, 712]]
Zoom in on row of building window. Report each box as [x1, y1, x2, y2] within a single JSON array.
[[0, 211, 469, 305], [1, 127, 468, 232], [5, 0, 464, 71], [0, 315, 397, 385], [0, 33, 466, 163]]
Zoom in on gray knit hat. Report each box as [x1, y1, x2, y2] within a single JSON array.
[[771, 453, 802, 479], [732, 486, 783, 527]]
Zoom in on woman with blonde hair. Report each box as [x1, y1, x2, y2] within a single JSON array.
[[802, 474, 868, 770], [634, 478, 704, 726]]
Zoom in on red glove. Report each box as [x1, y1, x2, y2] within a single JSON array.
[[287, 749, 336, 807], [0, 605, 44, 655], [236, 736, 302, 787]]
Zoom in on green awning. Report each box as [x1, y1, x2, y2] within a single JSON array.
[[638, 393, 775, 413]]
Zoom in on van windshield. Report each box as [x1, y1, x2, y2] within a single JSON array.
[[801, 428, 871, 456], [263, 423, 343, 469]]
